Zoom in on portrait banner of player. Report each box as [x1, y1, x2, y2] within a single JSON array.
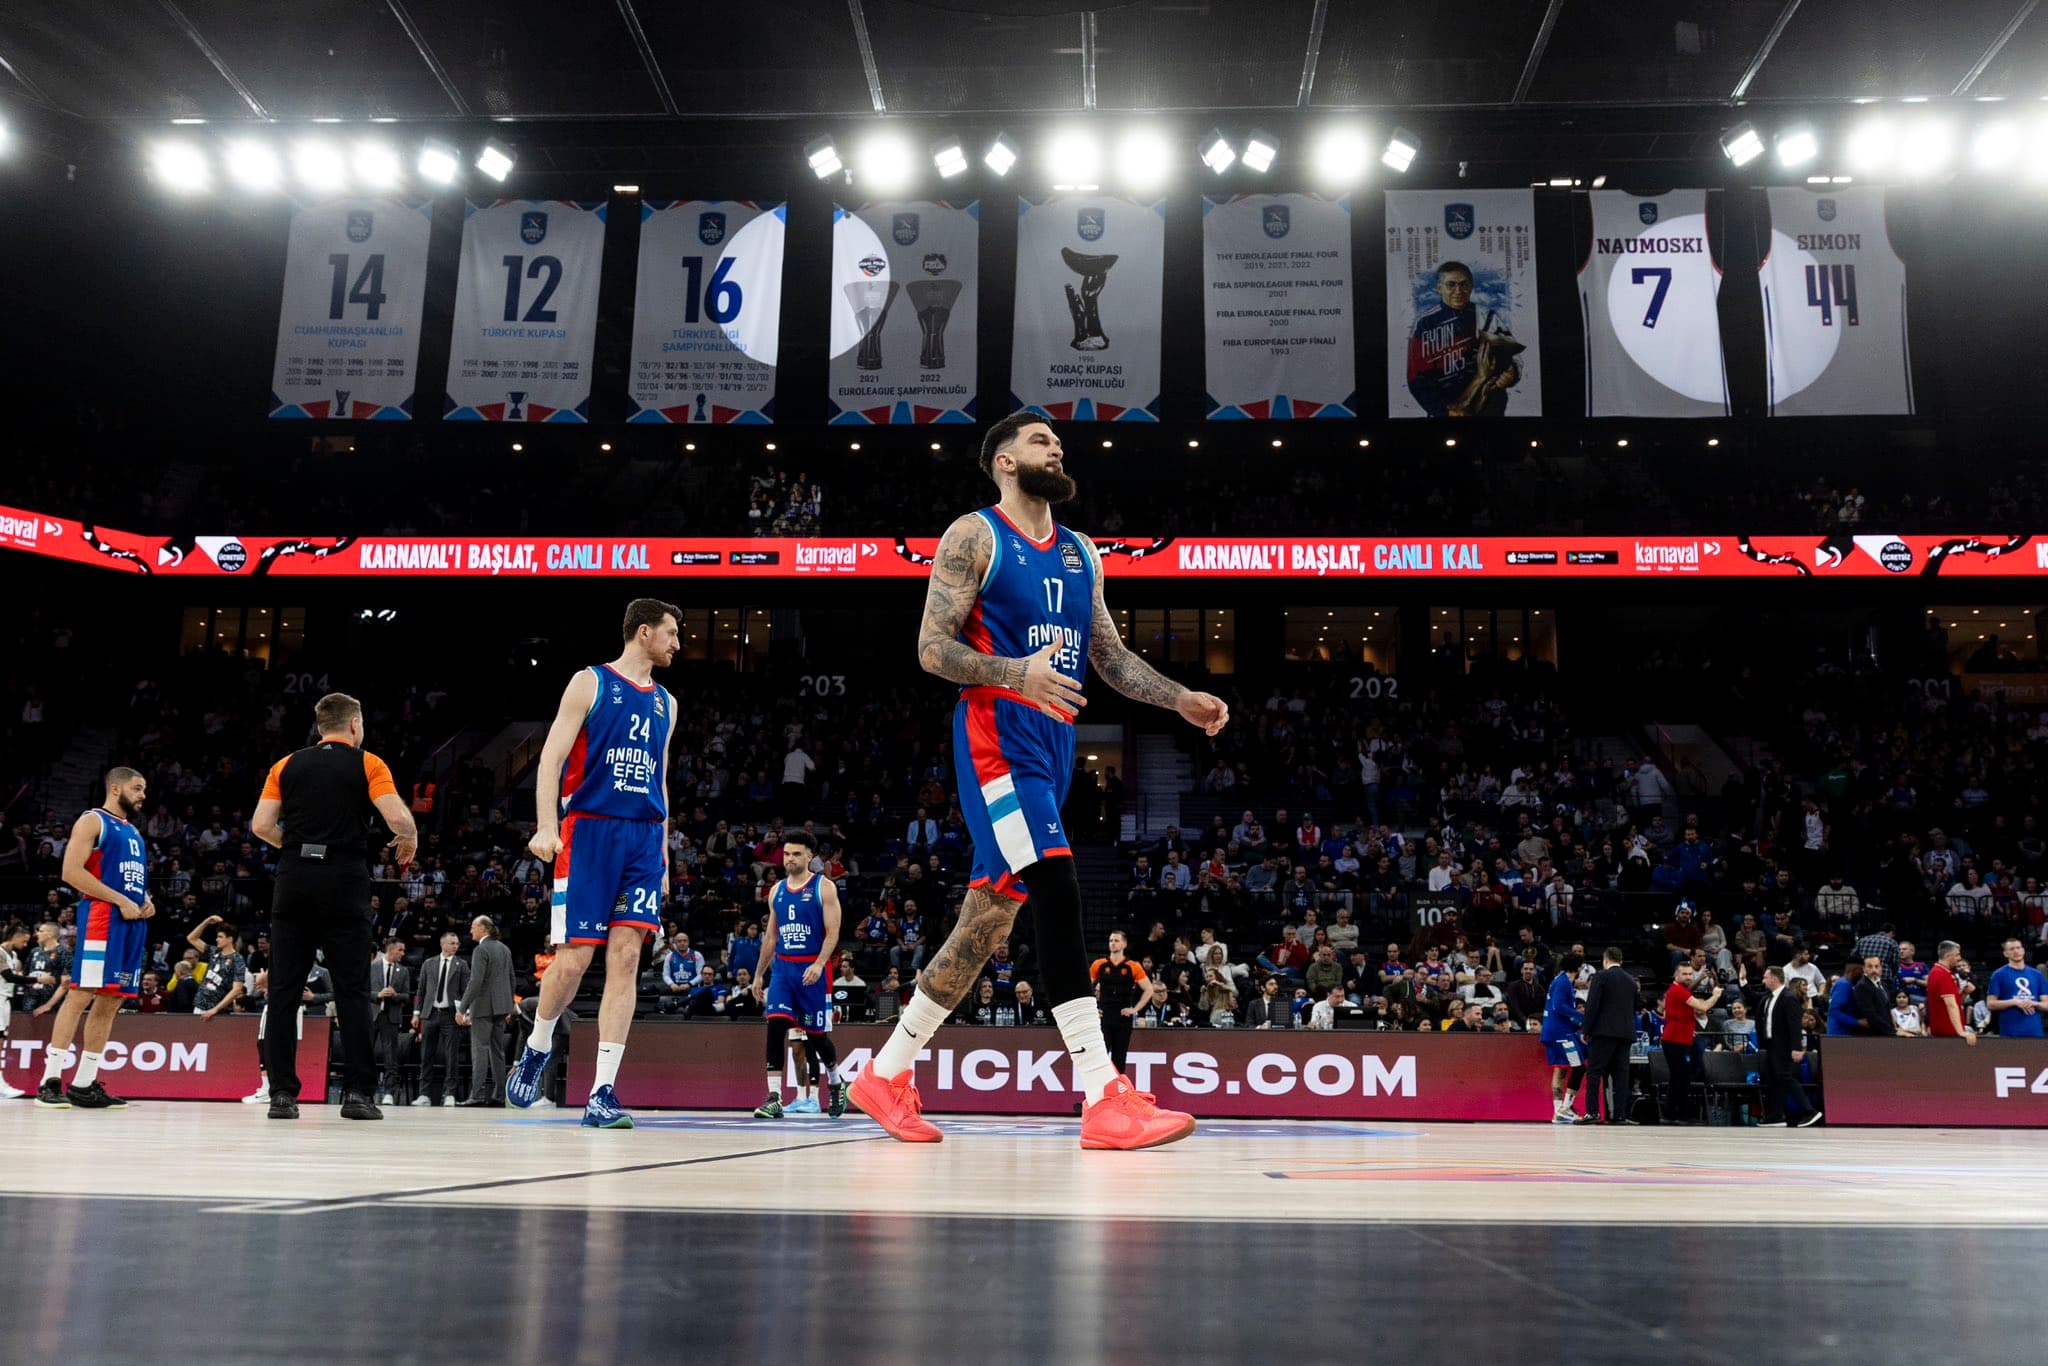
[[827, 201, 980, 426], [1760, 186, 1914, 416], [628, 200, 786, 424], [269, 198, 432, 420], [1010, 196, 1164, 422], [445, 199, 607, 423], [1202, 193, 1357, 420], [1385, 188, 1543, 419], [1578, 189, 1729, 417]]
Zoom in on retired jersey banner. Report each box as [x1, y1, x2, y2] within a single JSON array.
[[1011, 196, 1164, 421], [1386, 189, 1542, 419], [445, 200, 606, 422], [827, 201, 978, 425], [1761, 187, 1914, 416], [1579, 190, 1728, 417], [629, 200, 785, 424], [269, 198, 432, 420], [1202, 194, 1356, 419]]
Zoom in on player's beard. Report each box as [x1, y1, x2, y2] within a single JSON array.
[[1017, 464, 1077, 504], [115, 794, 143, 821]]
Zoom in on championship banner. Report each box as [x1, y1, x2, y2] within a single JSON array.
[[1579, 190, 1728, 417], [269, 198, 431, 420], [628, 200, 785, 424], [1822, 1038, 2048, 1127], [2, 1013, 329, 1102], [9, 504, 2047, 582], [445, 199, 606, 422], [1011, 196, 1164, 421], [827, 201, 978, 425], [1761, 186, 1914, 416], [1386, 188, 1542, 419], [1202, 194, 1356, 419]]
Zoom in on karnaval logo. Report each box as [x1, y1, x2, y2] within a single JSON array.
[[1633, 539, 1720, 570]]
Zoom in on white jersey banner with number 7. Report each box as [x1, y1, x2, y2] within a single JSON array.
[[1202, 194, 1356, 419], [827, 201, 979, 425], [1578, 189, 1728, 417], [270, 198, 432, 420], [629, 200, 785, 424], [446, 199, 607, 423], [1761, 187, 1913, 416], [1386, 189, 1542, 419], [1011, 196, 1164, 422]]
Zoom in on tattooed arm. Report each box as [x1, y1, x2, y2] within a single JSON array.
[[919, 513, 1088, 716], [1080, 535, 1230, 734]]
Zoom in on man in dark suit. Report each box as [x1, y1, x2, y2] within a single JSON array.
[[1760, 965, 1822, 1127], [1854, 953, 1897, 1037], [370, 939, 413, 1104], [458, 915, 515, 1106], [411, 930, 469, 1105], [1580, 947, 1640, 1124]]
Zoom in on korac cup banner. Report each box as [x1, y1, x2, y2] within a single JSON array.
[[1011, 195, 1164, 421]]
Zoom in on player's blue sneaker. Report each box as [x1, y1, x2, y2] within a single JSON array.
[[787, 1096, 820, 1114], [581, 1084, 634, 1129], [505, 1046, 548, 1109]]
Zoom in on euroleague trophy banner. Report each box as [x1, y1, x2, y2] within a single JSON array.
[[1579, 189, 1729, 417], [827, 201, 979, 425], [628, 200, 786, 424], [445, 199, 607, 422], [1202, 194, 1357, 419], [1385, 188, 1543, 419], [1011, 196, 1164, 421], [270, 198, 432, 421]]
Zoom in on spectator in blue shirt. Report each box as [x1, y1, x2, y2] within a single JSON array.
[[1987, 938, 2048, 1039], [658, 932, 706, 1014]]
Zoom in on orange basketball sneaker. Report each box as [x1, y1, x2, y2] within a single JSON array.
[[1079, 1075, 1197, 1150], [849, 1064, 944, 1143]]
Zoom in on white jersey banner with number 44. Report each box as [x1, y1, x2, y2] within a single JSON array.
[[270, 198, 432, 420], [446, 199, 607, 423], [629, 200, 785, 424]]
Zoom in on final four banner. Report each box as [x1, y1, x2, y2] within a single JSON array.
[[1385, 189, 1543, 419], [629, 200, 786, 424], [827, 201, 979, 425], [1202, 194, 1356, 419], [445, 200, 606, 422], [269, 198, 432, 420], [1011, 196, 1164, 421]]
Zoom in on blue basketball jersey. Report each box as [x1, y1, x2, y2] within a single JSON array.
[[770, 875, 827, 958], [87, 809, 149, 908], [560, 664, 674, 822], [957, 507, 1096, 701]]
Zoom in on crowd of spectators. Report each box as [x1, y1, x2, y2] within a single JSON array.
[[745, 465, 824, 536]]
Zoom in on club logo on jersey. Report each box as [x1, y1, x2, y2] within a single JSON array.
[[1263, 204, 1291, 239], [1077, 207, 1106, 242], [922, 252, 948, 275], [698, 211, 726, 246], [1817, 199, 1837, 223], [1445, 203, 1475, 240], [1060, 541, 1084, 574], [611, 681, 624, 704], [1010, 534, 1027, 565], [346, 210, 375, 243], [858, 253, 887, 278], [653, 693, 666, 718], [1638, 201, 1659, 226], [892, 212, 921, 245], [520, 211, 548, 245]]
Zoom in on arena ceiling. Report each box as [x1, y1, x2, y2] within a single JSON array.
[[1, 0, 2042, 126]]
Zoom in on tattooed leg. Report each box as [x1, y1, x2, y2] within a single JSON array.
[[916, 888, 1020, 1009]]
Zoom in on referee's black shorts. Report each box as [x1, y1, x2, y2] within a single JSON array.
[[263, 857, 377, 1101]]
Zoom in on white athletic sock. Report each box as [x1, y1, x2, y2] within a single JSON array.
[[871, 990, 949, 1078], [593, 1041, 624, 1090], [1052, 998, 1119, 1104], [765, 1070, 784, 1101], [527, 1012, 560, 1055], [41, 1046, 71, 1084], [73, 1051, 102, 1087]]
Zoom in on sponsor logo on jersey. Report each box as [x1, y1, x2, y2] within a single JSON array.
[[346, 209, 375, 243], [1060, 541, 1084, 573], [1444, 202, 1475, 240], [1817, 199, 1836, 222], [1505, 550, 1557, 565], [1263, 204, 1291, 239], [858, 253, 887, 278], [698, 211, 726, 246], [653, 693, 666, 718], [892, 212, 920, 245], [520, 211, 548, 245], [1077, 207, 1106, 242], [1879, 540, 1913, 573], [1638, 201, 1659, 226], [922, 252, 949, 275]]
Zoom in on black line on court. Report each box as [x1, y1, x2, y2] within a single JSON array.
[[244, 1133, 888, 1213]]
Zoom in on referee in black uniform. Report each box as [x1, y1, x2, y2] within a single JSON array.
[[1089, 931, 1149, 1075], [250, 692, 418, 1120]]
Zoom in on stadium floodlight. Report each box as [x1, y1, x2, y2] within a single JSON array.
[[1898, 117, 1953, 178], [0, 119, 11, 157], [1972, 120, 2020, 173], [1719, 121, 1764, 168], [613, 183, 639, 193], [1198, 128, 1236, 174], [353, 140, 403, 191], [149, 140, 212, 192], [225, 139, 281, 191], [983, 132, 1018, 176], [417, 139, 460, 184], [1310, 125, 1371, 187], [1845, 118, 1893, 175], [2027, 117, 2048, 182], [1242, 128, 1278, 173], [1047, 128, 1102, 191], [475, 140, 515, 182], [804, 135, 843, 179], [932, 135, 969, 179], [855, 131, 915, 193], [1774, 124, 1818, 169], [292, 140, 349, 194], [1115, 126, 1172, 192], [1381, 126, 1419, 173]]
